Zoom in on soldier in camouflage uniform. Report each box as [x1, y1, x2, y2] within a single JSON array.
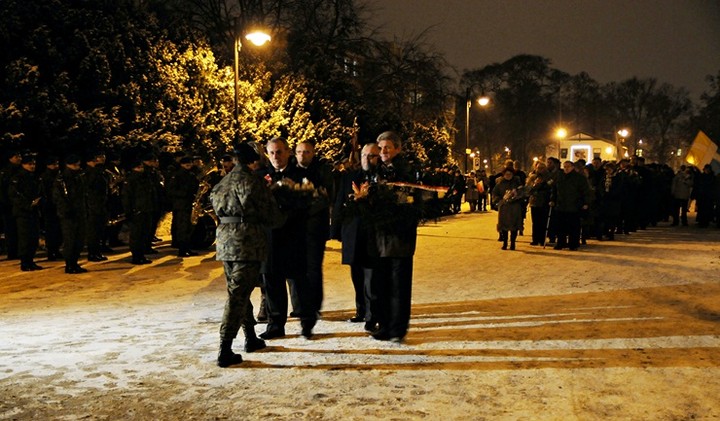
[[166, 156, 199, 257], [210, 143, 285, 368], [0, 150, 22, 260], [39, 156, 62, 261], [84, 151, 109, 261], [122, 160, 157, 265], [53, 155, 89, 274], [9, 154, 43, 271]]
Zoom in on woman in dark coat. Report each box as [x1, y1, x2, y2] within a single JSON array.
[[492, 168, 525, 250], [527, 167, 551, 246]]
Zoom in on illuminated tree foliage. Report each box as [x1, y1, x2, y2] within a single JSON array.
[[0, 0, 455, 169]]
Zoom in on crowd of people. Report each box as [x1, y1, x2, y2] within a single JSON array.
[[482, 156, 720, 252], [210, 132, 419, 367], [3, 140, 719, 368]]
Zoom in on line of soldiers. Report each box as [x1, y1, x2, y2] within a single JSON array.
[[0, 151, 114, 272], [0, 148, 232, 272]]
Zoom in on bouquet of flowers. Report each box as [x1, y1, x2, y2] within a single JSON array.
[[269, 177, 320, 210], [500, 186, 527, 205]]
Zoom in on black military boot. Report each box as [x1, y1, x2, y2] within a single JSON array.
[[217, 339, 243, 368], [500, 231, 508, 250], [243, 326, 266, 353], [510, 231, 517, 250]]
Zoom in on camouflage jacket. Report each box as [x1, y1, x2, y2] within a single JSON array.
[[210, 164, 285, 262]]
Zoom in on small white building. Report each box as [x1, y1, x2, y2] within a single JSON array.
[[546, 132, 622, 162]]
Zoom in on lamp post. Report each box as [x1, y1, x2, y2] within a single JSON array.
[[233, 19, 271, 130], [465, 87, 490, 173], [555, 127, 567, 160], [616, 128, 630, 159], [465, 88, 471, 173]]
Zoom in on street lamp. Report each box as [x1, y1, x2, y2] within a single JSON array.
[[233, 21, 271, 130], [616, 128, 630, 159], [555, 127, 567, 160], [465, 87, 490, 173]]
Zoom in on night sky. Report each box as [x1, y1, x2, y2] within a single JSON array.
[[363, 0, 720, 101]]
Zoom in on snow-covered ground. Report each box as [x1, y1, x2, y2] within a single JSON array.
[[1, 206, 719, 420]]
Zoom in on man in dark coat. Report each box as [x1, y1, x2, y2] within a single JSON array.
[[9, 153, 43, 271], [210, 143, 285, 367], [293, 140, 334, 322], [54, 154, 88, 273], [167, 156, 200, 257], [331, 143, 382, 331], [258, 137, 312, 339], [550, 160, 591, 250], [371, 131, 419, 342]]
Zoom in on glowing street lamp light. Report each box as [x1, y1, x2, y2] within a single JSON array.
[[615, 128, 630, 159], [245, 31, 271, 46], [233, 22, 271, 130]]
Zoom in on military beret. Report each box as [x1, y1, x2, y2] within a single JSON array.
[[21, 154, 37, 164], [179, 156, 193, 164]]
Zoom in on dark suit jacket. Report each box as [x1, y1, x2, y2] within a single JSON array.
[[259, 163, 308, 278], [332, 169, 379, 265]]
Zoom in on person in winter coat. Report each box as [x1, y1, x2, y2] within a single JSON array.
[[550, 161, 591, 250], [694, 164, 716, 228], [526, 166, 551, 246], [670, 165, 693, 226], [492, 168, 525, 250], [447, 169, 466, 214], [464, 171, 480, 212]]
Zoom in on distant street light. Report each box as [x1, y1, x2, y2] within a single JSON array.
[[555, 127, 567, 160], [616, 128, 630, 159], [233, 21, 271, 131], [465, 87, 491, 173]]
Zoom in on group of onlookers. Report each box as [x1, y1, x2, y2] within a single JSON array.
[[486, 156, 720, 251]]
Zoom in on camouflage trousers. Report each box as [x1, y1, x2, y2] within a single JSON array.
[[219, 261, 260, 341]]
